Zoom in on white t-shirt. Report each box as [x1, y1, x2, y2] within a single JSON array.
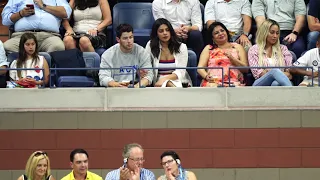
[[204, 0, 252, 34], [293, 48, 320, 85], [10, 55, 45, 81]]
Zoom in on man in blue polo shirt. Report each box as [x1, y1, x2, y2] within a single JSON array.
[[1, 0, 72, 53]]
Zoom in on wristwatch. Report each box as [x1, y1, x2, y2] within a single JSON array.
[[42, 4, 47, 9], [292, 31, 299, 36], [242, 32, 249, 37]]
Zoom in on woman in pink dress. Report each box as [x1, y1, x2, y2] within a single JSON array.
[[198, 22, 248, 87]]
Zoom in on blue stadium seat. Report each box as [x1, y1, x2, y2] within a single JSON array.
[[113, 2, 154, 47], [56, 52, 100, 87], [7, 52, 51, 66], [187, 50, 198, 86]]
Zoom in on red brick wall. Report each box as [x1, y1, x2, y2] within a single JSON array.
[[1, 128, 320, 170]]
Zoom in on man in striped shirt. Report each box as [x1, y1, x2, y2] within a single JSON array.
[[105, 143, 156, 180]]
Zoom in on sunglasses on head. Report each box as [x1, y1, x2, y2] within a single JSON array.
[[34, 151, 47, 157]]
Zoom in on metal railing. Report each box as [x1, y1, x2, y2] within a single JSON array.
[[228, 66, 316, 87], [3, 65, 319, 88]]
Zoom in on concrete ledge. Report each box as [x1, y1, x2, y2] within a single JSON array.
[[1, 87, 320, 111], [2, 168, 320, 180]]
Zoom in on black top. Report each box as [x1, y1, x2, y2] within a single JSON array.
[[23, 175, 51, 180]]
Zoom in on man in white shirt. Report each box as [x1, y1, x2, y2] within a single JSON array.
[[291, 34, 320, 86], [152, 0, 204, 58], [205, 0, 252, 50]]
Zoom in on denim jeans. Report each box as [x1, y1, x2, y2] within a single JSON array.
[[253, 69, 292, 86], [307, 31, 320, 50]]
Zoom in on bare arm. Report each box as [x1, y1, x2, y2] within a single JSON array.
[[227, 44, 248, 73], [0, 66, 6, 75], [307, 15, 320, 31], [62, 0, 75, 33], [17, 175, 23, 180], [41, 58, 50, 85], [188, 171, 197, 180], [197, 45, 210, 78], [293, 15, 305, 33], [35, 0, 68, 18], [97, 0, 112, 32], [290, 68, 312, 76], [43, 6, 68, 18], [255, 16, 266, 28], [242, 14, 252, 35], [206, 20, 215, 29]]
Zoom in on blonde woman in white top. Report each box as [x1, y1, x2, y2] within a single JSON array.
[[63, 0, 112, 52], [145, 18, 192, 87]]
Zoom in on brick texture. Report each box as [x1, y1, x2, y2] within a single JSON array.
[[1, 128, 320, 169]]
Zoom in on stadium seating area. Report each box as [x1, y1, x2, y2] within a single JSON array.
[[0, 0, 316, 88]]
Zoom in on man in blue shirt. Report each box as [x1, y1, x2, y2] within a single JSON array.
[[1, 0, 72, 53], [105, 143, 155, 180]]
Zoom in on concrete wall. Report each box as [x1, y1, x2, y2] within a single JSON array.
[[1, 87, 320, 111]]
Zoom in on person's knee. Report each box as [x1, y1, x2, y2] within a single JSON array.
[[308, 31, 320, 40], [47, 40, 65, 52], [269, 69, 283, 75], [63, 36, 74, 45], [79, 36, 92, 49], [4, 40, 19, 53], [271, 80, 280, 86]]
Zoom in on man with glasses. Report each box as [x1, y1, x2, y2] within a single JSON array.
[[105, 143, 155, 180]]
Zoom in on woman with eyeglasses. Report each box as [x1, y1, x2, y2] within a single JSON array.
[[158, 151, 197, 180], [17, 151, 55, 180]]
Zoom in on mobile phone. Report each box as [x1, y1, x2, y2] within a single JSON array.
[[26, 4, 34, 9], [123, 158, 128, 168]]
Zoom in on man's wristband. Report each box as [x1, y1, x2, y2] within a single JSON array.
[[18, 11, 23, 18]]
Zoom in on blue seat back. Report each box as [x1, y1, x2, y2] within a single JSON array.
[[82, 52, 101, 68], [113, 3, 154, 44], [187, 50, 198, 86], [7, 52, 51, 67]]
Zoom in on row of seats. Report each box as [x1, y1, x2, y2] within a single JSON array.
[[3, 50, 198, 88]]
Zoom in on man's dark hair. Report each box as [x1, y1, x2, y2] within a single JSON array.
[[70, 149, 89, 162], [116, 24, 133, 38]]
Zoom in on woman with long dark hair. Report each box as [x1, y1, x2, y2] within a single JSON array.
[[63, 0, 112, 52], [9, 33, 50, 87], [145, 18, 192, 87], [197, 22, 248, 87]]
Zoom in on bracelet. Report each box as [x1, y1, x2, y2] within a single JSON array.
[[18, 11, 23, 18]]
